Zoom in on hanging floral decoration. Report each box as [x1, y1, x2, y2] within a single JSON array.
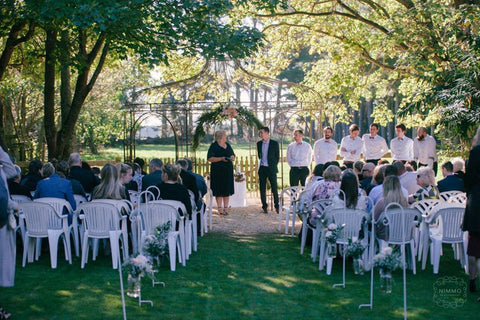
[[192, 104, 263, 151]]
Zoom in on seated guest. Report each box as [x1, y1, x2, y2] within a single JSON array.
[[409, 167, 439, 203], [332, 170, 368, 211], [365, 164, 387, 196], [34, 162, 76, 211], [8, 165, 32, 199], [405, 163, 414, 172], [309, 165, 342, 226], [437, 161, 465, 193], [83, 161, 101, 185], [184, 158, 207, 197], [156, 164, 192, 218], [68, 153, 99, 193], [116, 163, 137, 192], [354, 161, 364, 180], [176, 159, 199, 204], [369, 165, 408, 204], [306, 164, 324, 189], [142, 158, 164, 193], [131, 163, 143, 192], [91, 166, 101, 179], [374, 176, 408, 241], [359, 162, 375, 191], [20, 159, 43, 192], [55, 160, 87, 198], [452, 157, 465, 180], [134, 157, 147, 175], [393, 161, 419, 195], [92, 164, 129, 201], [378, 159, 390, 165], [408, 160, 418, 171]]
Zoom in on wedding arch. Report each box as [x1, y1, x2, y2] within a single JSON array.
[[192, 105, 263, 151]]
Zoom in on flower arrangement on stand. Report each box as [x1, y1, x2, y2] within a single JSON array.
[[143, 221, 171, 272], [324, 223, 344, 258], [123, 255, 153, 298], [344, 237, 366, 275], [373, 246, 402, 293], [234, 165, 245, 182]]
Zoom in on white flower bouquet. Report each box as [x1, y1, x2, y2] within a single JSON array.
[[373, 247, 402, 272], [324, 223, 345, 244], [344, 237, 366, 259], [123, 254, 153, 278]]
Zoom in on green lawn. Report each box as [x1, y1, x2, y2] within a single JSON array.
[[1, 232, 477, 319]]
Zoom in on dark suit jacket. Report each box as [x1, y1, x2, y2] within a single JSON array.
[[142, 170, 164, 191], [437, 174, 465, 193], [180, 170, 199, 203], [8, 180, 33, 199], [34, 174, 76, 210], [69, 166, 99, 193], [257, 139, 280, 174]]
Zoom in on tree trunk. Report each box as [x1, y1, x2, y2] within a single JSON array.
[[44, 28, 57, 159]]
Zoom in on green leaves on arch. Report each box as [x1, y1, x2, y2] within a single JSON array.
[[192, 105, 263, 150]]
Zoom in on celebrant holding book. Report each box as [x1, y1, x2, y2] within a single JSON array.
[[257, 126, 280, 214], [207, 130, 235, 216]]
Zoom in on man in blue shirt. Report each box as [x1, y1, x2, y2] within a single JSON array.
[[34, 163, 76, 212]]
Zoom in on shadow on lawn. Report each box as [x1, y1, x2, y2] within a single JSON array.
[[0, 232, 477, 319]]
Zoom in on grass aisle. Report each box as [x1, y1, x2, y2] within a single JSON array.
[[1, 233, 478, 319]]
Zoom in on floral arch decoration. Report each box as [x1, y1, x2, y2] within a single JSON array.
[[192, 105, 263, 151]]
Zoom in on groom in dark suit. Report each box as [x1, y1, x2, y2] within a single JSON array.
[[257, 127, 280, 214]]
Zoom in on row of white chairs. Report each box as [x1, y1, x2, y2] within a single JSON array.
[[276, 186, 468, 279], [13, 185, 210, 272]]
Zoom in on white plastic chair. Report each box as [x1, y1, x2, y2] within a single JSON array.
[[300, 199, 332, 260], [330, 208, 369, 286], [206, 188, 214, 231], [11, 194, 32, 203], [152, 199, 188, 267], [279, 186, 304, 235], [34, 198, 81, 258], [376, 203, 421, 274], [20, 201, 72, 268], [439, 191, 463, 202], [448, 193, 467, 205], [128, 190, 139, 204], [422, 202, 467, 274], [411, 199, 441, 260], [137, 202, 183, 271], [187, 190, 198, 255], [74, 194, 88, 207], [145, 185, 161, 200], [78, 201, 128, 269]]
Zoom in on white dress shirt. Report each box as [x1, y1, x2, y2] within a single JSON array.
[[287, 141, 313, 167], [362, 134, 388, 160], [339, 135, 363, 162], [399, 171, 420, 195], [414, 135, 437, 167], [313, 138, 338, 164], [390, 136, 414, 161]]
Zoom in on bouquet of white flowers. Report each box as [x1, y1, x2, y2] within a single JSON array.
[[123, 254, 153, 278], [373, 247, 402, 272], [143, 221, 171, 270], [344, 238, 366, 259], [324, 223, 345, 244]]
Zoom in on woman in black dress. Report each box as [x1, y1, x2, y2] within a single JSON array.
[[463, 126, 480, 297], [207, 130, 235, 215]]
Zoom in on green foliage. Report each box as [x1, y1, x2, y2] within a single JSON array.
[[192, 105, 263, 150]]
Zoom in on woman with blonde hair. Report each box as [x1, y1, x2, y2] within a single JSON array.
[[463, 126, 480, 296], [409, 167, 438, 203], [207, 130, 235, 215], [115, 163, 137, 192], [374, 175, 408, 240], [92, 164, 129, 200], [308, 165, 342, 226]]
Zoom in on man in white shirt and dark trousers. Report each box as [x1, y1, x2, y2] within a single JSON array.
[[414, 127, 438, 175], [257, 127, 280, 214], [390, 123, 414, 163], [339, 124, 363, 169], [287, 129, 312, 186], [313, 126, 337, 166], [362, 123, 388, 165]]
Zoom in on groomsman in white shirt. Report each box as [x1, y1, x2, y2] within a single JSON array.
[[414, 127, 438, 175], [390, 123, 414, 163], [339, 124, 363, 168], [287, 129, 313, 186], [313, 126, 337, 165], [362, 123, 388, 165]]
